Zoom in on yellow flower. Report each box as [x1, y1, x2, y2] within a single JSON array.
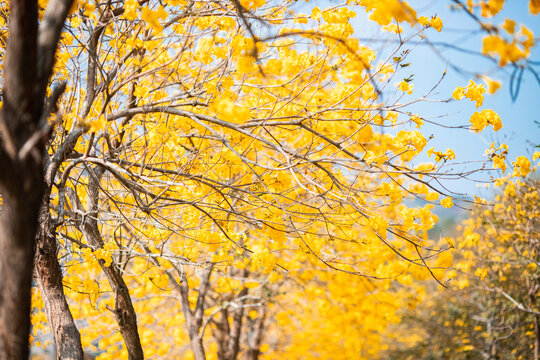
[[397, 80, 413, 94], [89, 114, 107, 132], [474, 267, 488, 280], [410, 115, 424, 128], [430, 16, 443, 32], [492, 154, 507, 173], [311, 7, 322, 21], [469, 109, 501, 133], [441, 196, 453, 208], [248, 310, 258, 319], [122, 0, 138, 20], [502, 18, 516, 34], [531, 0, 540, 14], [452, 86, 465, 100], [465, 80, 485, 107], [481, 76, 501, 94], [141, 6, 168, 33], [418, 16, 430, 27], [444, 148, 456, 160], [512, 156, 531, 177], [481, 0, 504, 17]]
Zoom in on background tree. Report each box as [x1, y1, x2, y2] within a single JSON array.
[[383, 172, 540, 360]]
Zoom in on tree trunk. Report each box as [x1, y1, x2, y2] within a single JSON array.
[[0, 190, 42, 359], [0, 0, 41, 357], [174, 265, 213, 360], [245, 308, 266, 360], [0, 0, 74, 355], [34, 206, 83, 360], [190, 336, 207, 360], [81, 166, 144, 360]]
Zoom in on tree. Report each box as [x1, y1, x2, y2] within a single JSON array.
[[0, 0, 537, 359], [383, 173, 540, 360], [0, 0, 75, 358]]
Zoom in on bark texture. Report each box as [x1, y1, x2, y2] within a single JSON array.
[[0, 0, 74, 357], [34, 207, 83, 360], [0, 0, 42, 357]]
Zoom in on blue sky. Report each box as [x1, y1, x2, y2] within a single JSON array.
[[401, 1, 540, 197], [287, 1, 538, 197], [290, 1, 539, 197], [324, 0, 540, 197]]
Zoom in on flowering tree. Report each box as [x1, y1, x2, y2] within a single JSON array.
[[383, 174, 540, 359], [0, 0, 538, 359]]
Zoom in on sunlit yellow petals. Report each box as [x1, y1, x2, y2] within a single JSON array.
[[212, 99, 251, 123], [418, 16, 430, 27], [141, 5, 168, 33], [481, 0, 504, 17], [530, 0, 540, 14], [244, 281, 259, 289], [410, 115, 423, 128], [456, 80, 485, 108], [397, 80, 413, 94], [293, 16, 308, 24], [474, 267, 488, 280], [441, 197, 453, 208], [248, 310, 258, 319], [452, 86, 465, 100], [239, 0, 265, 11], [363, 0, 417, 25], [502, 18, 516, 34], [469, 109, 501, 133], [311, 7, 322, 21], [430, 16, 443, 32], [512, 156, 531, 177], [436, 251, 453, 268], [88, 114, 107, 132], [427, 147, 454, 162], [481, 76, 501, 94], [122, 0, 139, 20]]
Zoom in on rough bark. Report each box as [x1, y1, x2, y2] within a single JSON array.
[[0, 0, 74, 356], [34, 206, 83, 360], [0, 189, 43, 359], [0, 0, 41, 358]]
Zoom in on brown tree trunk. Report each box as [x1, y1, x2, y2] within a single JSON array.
[[81, 166, 144, 360], [0, 0, 73, 356], [173, 265, 213, 360], [0, 191, 42, 359], [215, 288, 248, 360], [245, 308, 266, 360], [34, 206, 83, 360], [0, 0, 41, 358]]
